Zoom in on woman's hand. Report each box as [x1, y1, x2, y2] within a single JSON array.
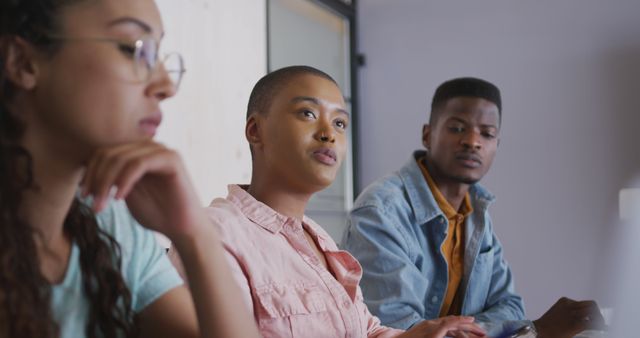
[[82, 140, 261, 338], [398, 316, 486, 338], [82, 140, 206, 241]]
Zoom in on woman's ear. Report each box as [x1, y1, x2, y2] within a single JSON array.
[[2, 37, 40, 90], [245, 113, 263, 150]]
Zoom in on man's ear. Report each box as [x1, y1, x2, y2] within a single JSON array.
[[245, 113, 263, 151], [422, 123, 431, 150], [2, 37, 40, 90]]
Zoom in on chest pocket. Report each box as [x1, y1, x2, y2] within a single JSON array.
[[466, 246, 495, 312], [253, 282, 335, 338]]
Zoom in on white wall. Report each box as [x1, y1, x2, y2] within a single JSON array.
[[155, 0, 266, 205], [357, 0, 640, 318]]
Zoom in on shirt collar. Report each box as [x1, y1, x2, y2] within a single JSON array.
[[418, 156, 474, 219], [225, 184, 292, 234], [224, 184, 331, 247], [398, 150, 495, 225], [300, 217, 336, 252]]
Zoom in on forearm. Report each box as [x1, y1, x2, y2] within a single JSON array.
[[472, 301, 529, 337], [473, 300, 525, 322], [171, 221, 259, 338], [474, 317, 531, 338]]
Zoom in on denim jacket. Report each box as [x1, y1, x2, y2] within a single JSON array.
[[341, 151, 531, 337]]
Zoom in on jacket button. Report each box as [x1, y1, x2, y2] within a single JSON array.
[[431, 296, 438, 303]]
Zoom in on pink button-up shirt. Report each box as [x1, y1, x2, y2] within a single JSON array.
[[205, 185, 404, 338]]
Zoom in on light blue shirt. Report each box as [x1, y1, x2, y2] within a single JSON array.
[[341, 151, 530, 337], [51, 199, 183, 338]]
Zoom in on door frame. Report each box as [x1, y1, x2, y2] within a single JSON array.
[[266, 0, 361, 196]]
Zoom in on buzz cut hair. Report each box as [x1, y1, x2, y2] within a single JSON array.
[[246, 65, 338, 120]]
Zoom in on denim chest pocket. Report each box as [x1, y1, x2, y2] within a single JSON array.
[[466, 247, 494, 311], [476, 246, 494, 264], [253, 282, 335, 338]]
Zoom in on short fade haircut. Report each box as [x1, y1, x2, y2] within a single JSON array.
[[246, 65, 338, 120], [430, 77, 502, 124]]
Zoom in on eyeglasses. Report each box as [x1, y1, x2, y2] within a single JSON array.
[[46, 35, 186, 90]]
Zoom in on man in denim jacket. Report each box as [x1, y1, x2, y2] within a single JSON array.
[[342, 78, 604, 338]]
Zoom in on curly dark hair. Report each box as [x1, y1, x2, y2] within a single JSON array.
[[0, 1, 136, 337]]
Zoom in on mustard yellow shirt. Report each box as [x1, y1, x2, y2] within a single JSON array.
[[418, 157, 473, 316]]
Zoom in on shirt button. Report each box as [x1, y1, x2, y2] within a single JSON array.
[[431, 296, 438, 304], [343, 300, 351, 308]]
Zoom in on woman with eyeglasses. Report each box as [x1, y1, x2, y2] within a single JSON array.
[[0, 0, 259, 338]]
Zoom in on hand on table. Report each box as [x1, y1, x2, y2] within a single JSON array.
[[534, 297, 606, 338]]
